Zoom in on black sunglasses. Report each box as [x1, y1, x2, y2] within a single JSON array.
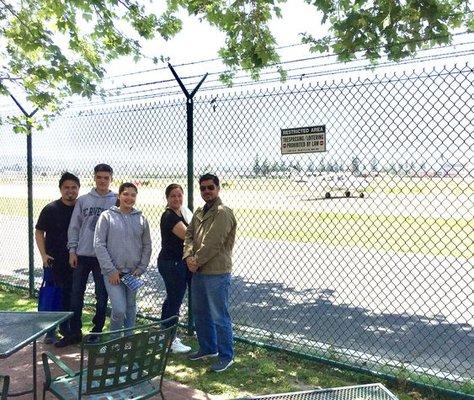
[[200, 184, 216, 191]]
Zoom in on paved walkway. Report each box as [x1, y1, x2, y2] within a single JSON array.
[[1, 341, 218, 399]]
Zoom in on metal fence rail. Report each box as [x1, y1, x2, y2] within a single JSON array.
[[0, 63, 472, 397]]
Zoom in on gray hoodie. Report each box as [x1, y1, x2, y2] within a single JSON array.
[[94, 206, 151, 277], [68, 189, 117, 256]]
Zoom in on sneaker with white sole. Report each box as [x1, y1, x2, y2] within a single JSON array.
[[170, 337, 191, 353], [188, 350, 219, 360], [211, 358, 234, 372]]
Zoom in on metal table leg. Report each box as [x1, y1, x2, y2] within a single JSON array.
[[33, 339, 37, 400], [6, 341, 37, 398]]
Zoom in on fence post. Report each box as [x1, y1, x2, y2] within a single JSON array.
[[186, 98, 194, 213], [9, 94, 38, 297], [26, 122, 34, 297], [168, 63, 208, 335]]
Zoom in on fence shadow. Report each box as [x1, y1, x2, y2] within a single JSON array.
[[4, 267, 472, 380], [230, 275, 473, 379]]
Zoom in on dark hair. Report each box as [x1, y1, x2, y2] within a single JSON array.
[[94, 163, 113, 175], [165, 183, 184, 198], [199, 173, 219, 187], [116, 182, 138, 207], [59, 172, 80, 188]]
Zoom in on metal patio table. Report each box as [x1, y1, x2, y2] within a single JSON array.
[[0, 311, 73, 399], [235, 383, 399, 399]]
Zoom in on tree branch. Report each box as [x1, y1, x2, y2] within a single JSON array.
[[0, 0, 32, 31]]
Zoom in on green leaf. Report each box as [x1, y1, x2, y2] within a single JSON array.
[[0, 0, 472, 132]]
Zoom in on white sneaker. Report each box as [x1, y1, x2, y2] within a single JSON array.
[[171, 337, 191, 353]]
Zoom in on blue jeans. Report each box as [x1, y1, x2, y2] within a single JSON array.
[[158, 259, 191, 328], [191, 273, 233, 362], [104, 277, 137, 331], [69, 256, 108, 336]]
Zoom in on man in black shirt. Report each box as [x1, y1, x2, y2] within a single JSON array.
[[35, 172, 80, 344]]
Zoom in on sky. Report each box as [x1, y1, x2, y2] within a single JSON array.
[[0, 1, 328, 111], [0, 1, 472, 176], [1, 1, 473, 110], [100, 1, 330, 91], [97, 0, 474, 92], [111, 2, 327, 70]]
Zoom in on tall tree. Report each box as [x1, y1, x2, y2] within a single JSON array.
[[0, 0, 472, 121]]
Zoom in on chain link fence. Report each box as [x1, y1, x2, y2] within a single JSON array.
[[0, 63, 472, 397]]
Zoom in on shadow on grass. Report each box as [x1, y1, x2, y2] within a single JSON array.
[[2, 267, 472, 398], [229, 276, 473, 392]]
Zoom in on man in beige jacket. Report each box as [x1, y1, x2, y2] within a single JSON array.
[[184, 173, 237, 372]]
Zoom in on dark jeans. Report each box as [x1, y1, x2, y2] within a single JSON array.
[[69, 256, 108, 336], [55, 261, 74, 336], [46, 260, 73, 337], [158, 259, 191, 328]]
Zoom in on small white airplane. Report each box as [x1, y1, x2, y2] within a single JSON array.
[[291, 170, 370, 198]]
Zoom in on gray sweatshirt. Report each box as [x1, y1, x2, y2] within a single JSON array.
[[94, 206, 152, 277], [68, 189, 117, 256]]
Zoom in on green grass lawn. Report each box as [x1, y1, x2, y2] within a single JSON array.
[[1, 197, 471, 260], [0, 286, 460, 400], [231, 208, 473, 259]]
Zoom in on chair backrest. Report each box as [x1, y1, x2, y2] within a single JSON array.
[[79, 316, 178, 396], [0, 375, 9, 400]]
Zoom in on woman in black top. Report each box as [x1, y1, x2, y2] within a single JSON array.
[[158, 183, 192, 353]]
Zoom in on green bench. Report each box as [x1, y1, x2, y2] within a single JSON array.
[[41, 316, 178, 400]]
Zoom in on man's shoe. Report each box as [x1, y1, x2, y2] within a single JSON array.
[[188, 350, 219, 361], [43, 333, 57, 345], [85, 334, 100, 344], [171, 338, 191, 353], [211, 359, 234, 372], [54, 334, 82, 348]]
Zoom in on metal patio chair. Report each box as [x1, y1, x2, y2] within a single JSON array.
[[41, 316, 178, 400]]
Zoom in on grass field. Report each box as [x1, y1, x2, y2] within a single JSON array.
[[231, 208, 473, 259], [0, 194, 471, 260]]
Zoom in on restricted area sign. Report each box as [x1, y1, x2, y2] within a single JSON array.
[[281, 125, 326, 155]]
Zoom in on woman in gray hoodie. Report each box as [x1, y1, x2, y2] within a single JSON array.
[[94, 182, 152, 331]]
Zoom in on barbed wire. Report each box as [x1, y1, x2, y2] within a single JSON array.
[[1, 32, 473, 113], [104, 30, 473, 81], [70, 45, 474, 108], [106, 41, 309, 80], [67, 51, 474, 110], [101, 37, 474, 94]]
